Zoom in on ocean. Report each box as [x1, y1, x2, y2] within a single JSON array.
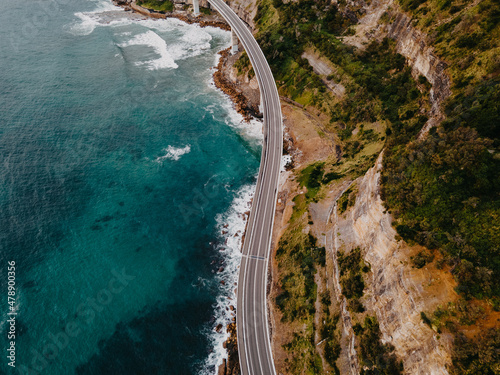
[[0, 0, 262, 373]]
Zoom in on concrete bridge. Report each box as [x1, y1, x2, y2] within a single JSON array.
[[196, 0, 283, 374]]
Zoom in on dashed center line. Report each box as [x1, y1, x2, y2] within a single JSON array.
[[242, 254, 266, 261]]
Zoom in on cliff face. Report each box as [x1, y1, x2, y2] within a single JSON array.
[[334, 153, 457, 374], [386, 13, 451, 137], [225, 0, 258, 29], [343, 0, 451, 137]]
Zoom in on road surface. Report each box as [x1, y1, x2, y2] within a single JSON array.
[[206, 1, 282, 374]]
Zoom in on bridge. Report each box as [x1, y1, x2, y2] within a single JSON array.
[[196, 0, 283, 373]]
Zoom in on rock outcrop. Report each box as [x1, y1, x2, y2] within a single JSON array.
[[334, 153, 456, 374], [213, 48, 261, 121], [386, 13, 451, 137], [226, 0, 259, 30], [218, 322, 240, 375], [343, 0, 451, 137]]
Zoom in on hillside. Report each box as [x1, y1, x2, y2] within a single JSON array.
[[224, 0, 500, 373]]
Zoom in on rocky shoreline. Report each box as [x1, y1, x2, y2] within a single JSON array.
[[112, 1, 260, 123], [218, 321, 239, 375], [213, 48, 261, 122], [113, 0, 231, 28]]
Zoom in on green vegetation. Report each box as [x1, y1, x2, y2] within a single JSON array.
[[320, 312, 341, 371], [323, 171, 344, 183], [338, 247, 367, 312], [282, 333, 324, 374], [383, 0, 500, 304], [276, 232, 325, 321], [199, 6, 211, 15], [382, 127, 500, 298], [136, 0, 174, 12], [422, 299, 490, 333], [397, 0, 500, 94], [248, 0, 424, 188], [420, 311, 432, 327], [298, 162, 325, 200], [443, 79, 500, 146], [252, 0, 446, 190], [338, 184, 357, 214], [275, 226, 329, 372], [410, 250, 435, 268], [234, 51, 251, 75], [252, 0, 426, 136], [317, 39, 426, 145], [372, 3, 500, 372], [318, 292, 342, 372], [420, 300, 500, 374], [353, 316, 404, 374], [451, 328, 500, 375], [275, 164, 342, 372]]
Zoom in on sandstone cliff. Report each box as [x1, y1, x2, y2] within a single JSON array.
[[226, 0, 259, 29], [342, 0, 451, 137], [333, 153, 457, 374]]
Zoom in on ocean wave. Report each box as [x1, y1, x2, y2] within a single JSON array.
[[201, 183, 256, 374], [123, 18, 214, 63], [223, 105, 264, 144], [67, 1, 229, 70], [118, 30, 178, 70], [155, 145, 191, 162], [68, 1, 131, 36]]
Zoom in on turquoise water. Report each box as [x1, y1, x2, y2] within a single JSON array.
[[0, 1, 261, 374]]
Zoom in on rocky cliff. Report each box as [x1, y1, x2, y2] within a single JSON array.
[[386, 12, 451, 137], [226, 0, 259, 29], [334, 153, 457, 374], [343, 0, 451, 137]]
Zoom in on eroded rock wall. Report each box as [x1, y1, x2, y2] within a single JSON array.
[[335, 153, 454, 374], [343, 0, 451, 137], [386, 13, 451, 136], [227, 0, 259, 29]]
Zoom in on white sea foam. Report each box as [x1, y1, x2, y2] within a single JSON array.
[[206, 75, 264, 145], [142, 20, 214, 62], [201, 183, 256, 374], [69, 1, 132, 36], [70, 12, 99, 35], [68, 5, 227, 70], [155, 145, 191, 162], [119, 30, 178, 70], [222, 101, 264, 143], [139, 16, 187, 32]]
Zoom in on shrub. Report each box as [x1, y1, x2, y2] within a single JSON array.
[[411, 250, 435, 268], [357, 316, 404, 374], [136, 0, 174, 12]]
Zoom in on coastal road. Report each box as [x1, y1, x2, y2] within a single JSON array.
[[206, 1, 282, 374]]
